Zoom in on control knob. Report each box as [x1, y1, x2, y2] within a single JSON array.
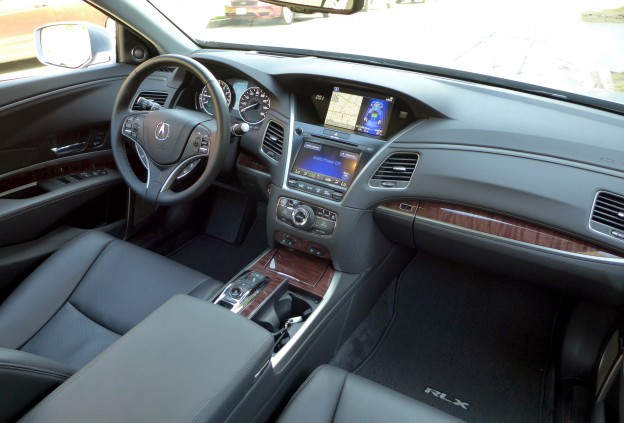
[[291, 205, 315, 230]]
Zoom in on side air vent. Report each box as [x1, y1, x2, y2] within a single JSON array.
[[261, 121, 284, 160], [158, 66, 176, 73], [591, 191, 624, 240], [370, 153, 419, 188], [132, 91, 168, 110]]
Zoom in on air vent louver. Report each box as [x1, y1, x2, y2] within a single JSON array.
[[591, 192, 624, 239], [133, 91, 168, 110], [370, 153, 418, 188], [261, 121, 284, 160], [159, 67, 176, 73]]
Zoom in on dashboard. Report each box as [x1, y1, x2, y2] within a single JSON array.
[[142, 50, 624, 305]]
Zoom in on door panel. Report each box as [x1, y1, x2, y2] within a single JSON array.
[[0, 63, 134, 296], [0, 64, 134, 174]]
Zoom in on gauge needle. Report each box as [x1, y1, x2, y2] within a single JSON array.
[[240, 103, 259, 112]]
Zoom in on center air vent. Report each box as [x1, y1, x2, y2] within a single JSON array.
[[261, 121, 284, 160], [132, 91, 168, 110], [590, 191, 624, 240], [370, 153, 419, 188]]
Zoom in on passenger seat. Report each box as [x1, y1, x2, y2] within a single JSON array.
[[278, 365, 465, 423]]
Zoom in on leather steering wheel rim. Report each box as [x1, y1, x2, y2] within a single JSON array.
[[110, 54, 230, 205]]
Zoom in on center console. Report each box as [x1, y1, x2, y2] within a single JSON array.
[[21, 295, 274, 423]]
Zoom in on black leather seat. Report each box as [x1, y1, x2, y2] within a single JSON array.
[[0, 231, 223, 369], [278, 365, 466, 423], [0, 231, 223, 422]]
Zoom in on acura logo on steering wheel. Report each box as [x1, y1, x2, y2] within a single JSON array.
[[155, 122, 170, 141]]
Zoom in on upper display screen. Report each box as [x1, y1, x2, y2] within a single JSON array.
[[324, 87, 395, 137]]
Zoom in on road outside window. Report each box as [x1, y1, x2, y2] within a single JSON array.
[[151, 0, 624, 104]]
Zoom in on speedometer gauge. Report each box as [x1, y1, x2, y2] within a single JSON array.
[[198, 80, 232, 115], [238, 87, 270, 124]]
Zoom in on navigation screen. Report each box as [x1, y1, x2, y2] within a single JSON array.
[[324, 87, 394, 137], [291, 141, 361, 189]]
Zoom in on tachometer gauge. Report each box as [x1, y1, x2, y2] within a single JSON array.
[[198, 80, 232, 115], [238, 87, 270, 124]]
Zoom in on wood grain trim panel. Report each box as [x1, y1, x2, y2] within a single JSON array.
[[236, 151, 269, 173], [0, 156, 116, 194], [239, 247, 334, 317], [416, 201, 623, 259]]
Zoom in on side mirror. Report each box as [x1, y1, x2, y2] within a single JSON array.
[[258, 0, 365, 14], [34, 22, 114, 69]]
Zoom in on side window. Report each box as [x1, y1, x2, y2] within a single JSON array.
[[0, 0, 115, 82]]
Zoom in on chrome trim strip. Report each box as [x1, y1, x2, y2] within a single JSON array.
[[160, 154, 206, 192], [416, 215, 624, 264], [282, 96, 297, 188], [597, 355, 623, 402], [596, 331, 620, 399], [134, 144, 149, 169], [123, 137, 151, 190], [0, 182, 38, 199]]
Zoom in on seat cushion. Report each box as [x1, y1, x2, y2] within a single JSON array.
[[278, 365, 466, 423], [0, 231, 222, 369]]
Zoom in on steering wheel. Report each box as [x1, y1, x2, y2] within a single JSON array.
[[111, 54, 230, 205]]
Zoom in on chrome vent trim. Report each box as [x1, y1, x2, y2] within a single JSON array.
[[261, 121, 284, 161], [370, 153, 419, 189], [591, 191, 624, 240]]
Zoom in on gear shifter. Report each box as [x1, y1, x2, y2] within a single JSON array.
[[214, 271, 269, 313]]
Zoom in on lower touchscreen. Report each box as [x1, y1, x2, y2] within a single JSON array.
[[291, 141, 360, 189]]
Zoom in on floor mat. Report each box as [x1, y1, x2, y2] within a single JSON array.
[[167, 217, 268, 283], [356, 253, 561, 423]]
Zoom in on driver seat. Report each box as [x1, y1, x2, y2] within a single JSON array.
[[0, 231, 223, 420]]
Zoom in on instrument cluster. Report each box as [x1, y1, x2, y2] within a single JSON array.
[[196, 78, 271, 125]]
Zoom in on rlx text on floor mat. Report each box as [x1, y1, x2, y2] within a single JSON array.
[[424, 387, 470, 410]]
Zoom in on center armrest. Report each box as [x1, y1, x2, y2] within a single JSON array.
[[19, 295, 274, 423]]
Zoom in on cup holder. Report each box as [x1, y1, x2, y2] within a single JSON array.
[[252, 284, 318, 352]]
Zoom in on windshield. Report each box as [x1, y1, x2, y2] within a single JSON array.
[[149, 0, 624, 106]]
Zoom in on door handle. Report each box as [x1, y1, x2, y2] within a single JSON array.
[[51, 142, 87, 155]]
